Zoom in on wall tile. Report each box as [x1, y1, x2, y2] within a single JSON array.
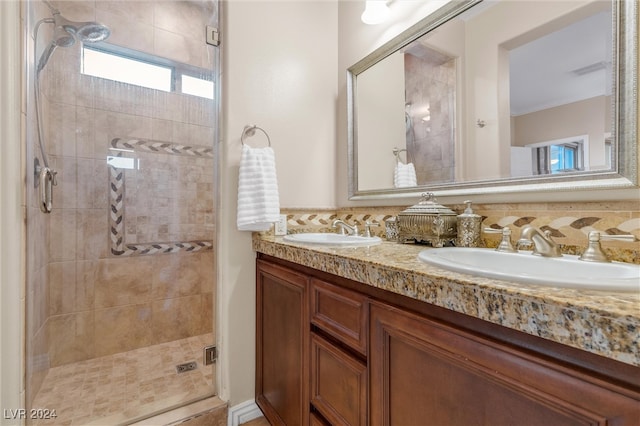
[[76, 209, 108, 260], [154, 27, 202, 68], [151, 253, 204, 300], [95, 257, 154, 308], [94, 304, 154, 357], [49, 209, 77, 262], [76, 260, 97, 311], [200, 292, 214, 335], [95, 110, 153, 146], [51, 155, 78, 209], [49, 261, 77, 315], [151, 295, 202, 344], [95, 8, 155, 53], [75, 107, 96, 159], [153, 0, 213, 41], [49, 311, 95, 366], [50, 1, 96, 22], [95, 1, 154, 25], [46, 102, 76, 158]]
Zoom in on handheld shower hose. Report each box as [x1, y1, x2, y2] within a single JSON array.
[[32, 1, 110, 212]]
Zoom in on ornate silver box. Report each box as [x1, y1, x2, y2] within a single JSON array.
[[397, 193, 457, 247]]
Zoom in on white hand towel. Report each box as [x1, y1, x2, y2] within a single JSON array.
[[237, 144, 280, 231], [394, 162, 417, 188]]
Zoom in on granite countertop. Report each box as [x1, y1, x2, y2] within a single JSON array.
[[253, 234, 640, 367]]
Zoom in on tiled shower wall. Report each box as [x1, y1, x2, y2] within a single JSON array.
[[404, 52, 456, 184], [25, 0, 217, 407]]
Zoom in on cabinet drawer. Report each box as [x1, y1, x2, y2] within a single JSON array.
[[310, 278, 367, 354], [311, 334, 367, 426]]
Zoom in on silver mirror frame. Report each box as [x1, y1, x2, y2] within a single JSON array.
[[347, 0, 637, 200]]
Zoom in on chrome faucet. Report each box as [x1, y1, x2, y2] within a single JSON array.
[[332, 219, 359, 236], [519, 225, 562, 257]]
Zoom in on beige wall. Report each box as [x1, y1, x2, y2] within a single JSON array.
[[219, 0, 338, 406], [512, 96, 611, 169], [1, 1, 25, 423], [357, 51, 405, 190]]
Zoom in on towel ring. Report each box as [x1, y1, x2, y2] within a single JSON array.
[[393, 147, 409, 164], [241, 125, 272, 147]]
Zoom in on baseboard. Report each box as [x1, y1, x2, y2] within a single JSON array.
[[227, 399, 263, 426]]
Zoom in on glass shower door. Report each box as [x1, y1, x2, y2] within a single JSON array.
[[24, 0, 219, 424]]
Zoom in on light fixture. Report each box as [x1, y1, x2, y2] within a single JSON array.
[[361, 0, 390, 25]]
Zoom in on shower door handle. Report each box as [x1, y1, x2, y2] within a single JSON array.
[[39, 166, 54, 213]]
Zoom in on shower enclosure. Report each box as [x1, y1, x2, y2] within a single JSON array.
[[404, 44, 456, 185], [24, 1, 219, 424]]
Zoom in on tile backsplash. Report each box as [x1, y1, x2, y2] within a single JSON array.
[[280, 200, 640, 263]]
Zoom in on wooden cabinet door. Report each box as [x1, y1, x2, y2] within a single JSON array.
[[310, 333, 367, 425], [256, 259, 309, 426], [370, 301, 640, 426]]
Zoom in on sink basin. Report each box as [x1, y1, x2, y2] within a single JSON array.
[[418, 247, 640, 292], [283, 233, 381, 247]]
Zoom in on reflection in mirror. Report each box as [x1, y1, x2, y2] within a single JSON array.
[[507, 2, 611, 177], [348, 0, 637, 199]]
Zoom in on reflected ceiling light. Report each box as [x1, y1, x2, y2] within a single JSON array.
[[361, 1, 390, 25]]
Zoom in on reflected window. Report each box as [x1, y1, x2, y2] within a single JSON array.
[[533, 141, 584, 174]]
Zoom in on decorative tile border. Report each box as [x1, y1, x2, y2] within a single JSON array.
[[109, 138, 214, 257], [277, 205, 640, 263], [111, 137, 214, 158], [281, 207, 640, 239]]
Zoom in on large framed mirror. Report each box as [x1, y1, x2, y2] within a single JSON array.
[[347, 0, 637, 199]]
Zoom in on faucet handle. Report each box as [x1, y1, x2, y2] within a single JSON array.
[[483, 227, 517, 253], [579, 231, 637, 263], [363, 221, 380, 238]]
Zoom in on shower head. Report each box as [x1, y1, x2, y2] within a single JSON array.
[[35, 9, 110, 72], [75, 22, 111, 43], [52, 11, 111, 43], [51, 22, 75, 47]]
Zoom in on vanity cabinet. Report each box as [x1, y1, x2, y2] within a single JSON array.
[[256, 259, 310, 425], [310, 278, 368, 425], [256, 254, 640, 426], [310, 333, 367, 425], [369, 301, 640, 426]]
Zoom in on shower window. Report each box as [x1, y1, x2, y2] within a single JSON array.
[[81, 44, 214, 99], [182, 74, 214, 99], [81, 47, 173, 92]]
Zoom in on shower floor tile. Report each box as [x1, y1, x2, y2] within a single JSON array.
[[30, 333, 215, 426]]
